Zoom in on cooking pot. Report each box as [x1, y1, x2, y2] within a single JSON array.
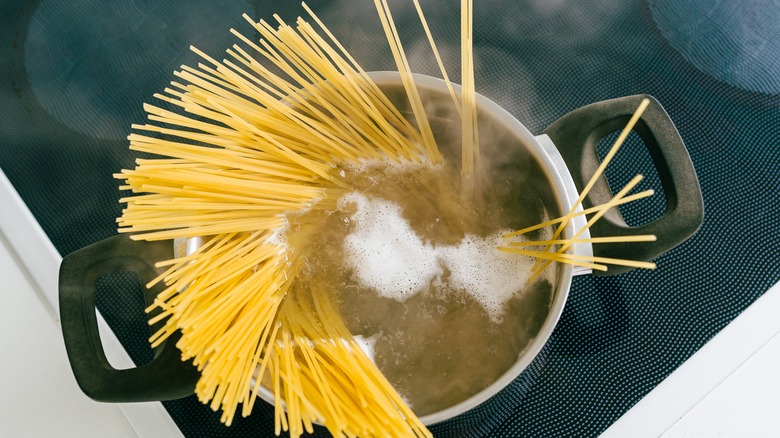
[[59, 72, 703, 426]]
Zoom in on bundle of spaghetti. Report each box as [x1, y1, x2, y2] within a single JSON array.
[[144, 230, 296, 422], [502, 99, 658, 275], [115, 4, 441, 433], [266, 281, 431, 437], [118, 8, 437, 235]]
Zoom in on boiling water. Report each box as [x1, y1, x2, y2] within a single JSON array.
[[287, 160, 555, 416], [339, 192, 541, 321]]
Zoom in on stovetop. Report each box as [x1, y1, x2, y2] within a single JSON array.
[[2, 0, 779, 436]]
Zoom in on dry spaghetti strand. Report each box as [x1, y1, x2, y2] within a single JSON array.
[[412, 0, 460, 115]]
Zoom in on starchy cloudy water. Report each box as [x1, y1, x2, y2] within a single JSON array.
[[287, 159, 556, 416]]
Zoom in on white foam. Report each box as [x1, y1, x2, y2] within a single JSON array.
[[352, 334, 378, 363], [339, 192, 543, 321], [439, 233, 536, 320], [340, 193, 441, 301], [266, 216, 289, 248]]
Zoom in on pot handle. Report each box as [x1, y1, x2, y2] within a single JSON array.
[[543, 94, 704, 276], [59, 234, 200, 402]]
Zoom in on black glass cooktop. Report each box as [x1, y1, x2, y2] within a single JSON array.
[[2, 0, 779, 436]]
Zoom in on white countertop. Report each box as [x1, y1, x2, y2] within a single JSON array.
[[0, 230, 136, 438], [1, 167, 778, 437]]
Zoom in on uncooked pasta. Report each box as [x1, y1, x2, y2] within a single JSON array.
[[116, 1, 657, 436]]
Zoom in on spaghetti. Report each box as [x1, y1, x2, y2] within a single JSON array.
[[117, 0, 656, 435], [117, 4, 441, 436], [502, 99, 659, 277], [460, 0, 479, 182]]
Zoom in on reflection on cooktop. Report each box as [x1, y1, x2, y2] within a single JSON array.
[[649, 0, 780, 95], [24, 0, 253, 140]]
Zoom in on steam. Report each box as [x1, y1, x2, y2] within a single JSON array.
[[314, 0, 633, 133]]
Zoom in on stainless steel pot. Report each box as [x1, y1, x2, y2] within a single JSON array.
[[59, 72, 703, 424]]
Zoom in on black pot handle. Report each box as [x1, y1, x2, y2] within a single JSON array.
[[59, 234, 200, 402], [543, 94, 704, 276]]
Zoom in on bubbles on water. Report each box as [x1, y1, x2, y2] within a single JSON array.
[[439, 233, 538, 321], [339, 192, 442, 301], [353, 334, 378, 362], [338, 190, 551, 321], [267, 216, 289, 247]]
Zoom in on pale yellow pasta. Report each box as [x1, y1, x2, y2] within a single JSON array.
[[116, 3, 443, 436]]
